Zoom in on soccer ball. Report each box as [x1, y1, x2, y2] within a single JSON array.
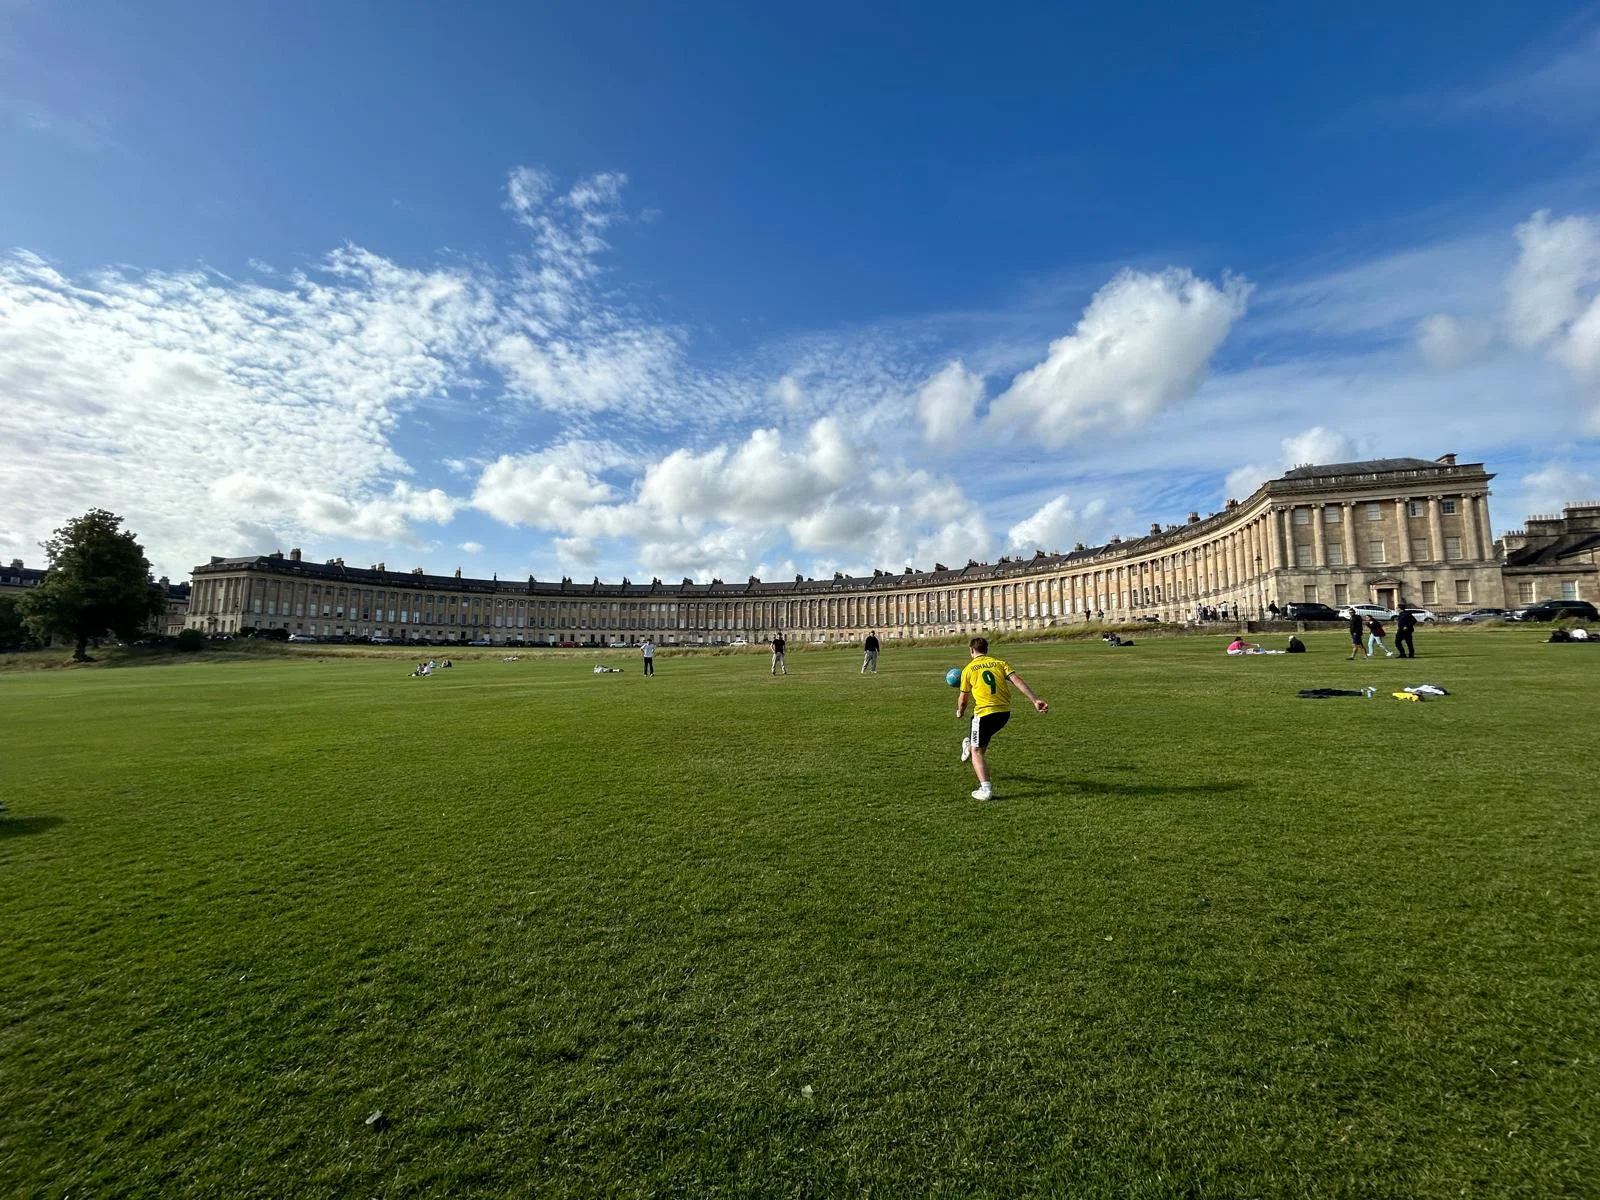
[[945, 667, 963, 688]]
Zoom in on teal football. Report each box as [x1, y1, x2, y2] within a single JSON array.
[[945, 667, 963, 687]]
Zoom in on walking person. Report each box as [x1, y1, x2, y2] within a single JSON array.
[[770, 633, 787, 675], [641, 637, 656, 676], [1346, 607, 1364, 660], [1394, 607, 1417, 659], [1366, 616, 1394, 658], [955, 636, 1049, 802], [861, 630, 880, 674]]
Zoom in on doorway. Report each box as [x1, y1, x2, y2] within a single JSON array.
[[1376, 586, 1396, 610]]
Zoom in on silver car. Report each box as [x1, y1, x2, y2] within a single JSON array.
[[1337, 603, 1399, 622]]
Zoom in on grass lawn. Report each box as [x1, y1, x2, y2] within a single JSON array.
[[2, 628, 1596, 1197]]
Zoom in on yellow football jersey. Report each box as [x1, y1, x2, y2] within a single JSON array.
[[960, 655, 1013, 716]]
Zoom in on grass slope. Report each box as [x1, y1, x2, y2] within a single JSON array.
[[2, 630, 1597, 1197]]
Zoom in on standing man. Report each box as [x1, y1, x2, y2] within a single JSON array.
[[861, 630, 880, 674], [640, 637, 656, 676], [1394, 606, 1417, 659], [1345, 607, 1364, 661], [770, 633, 787, 675], [955, 636, 1049, 802]]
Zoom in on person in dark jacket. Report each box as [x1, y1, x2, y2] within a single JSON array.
[[861, 631, 880, 673], [1366, 616, 1394, 658], [1394, 608, 1417, 658], [1345, 608, 1364, 660]]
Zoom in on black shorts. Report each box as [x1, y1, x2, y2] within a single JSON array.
[[970, 710, 1011, 749]]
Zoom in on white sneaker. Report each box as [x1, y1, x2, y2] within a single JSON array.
[[971, 784, 993, 801], [960, 736, 972, 763]]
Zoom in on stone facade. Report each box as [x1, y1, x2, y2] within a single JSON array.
[[0, 559, 47, 598], [1498, 503, 1600, 608], [187, 453, 1520, 645]]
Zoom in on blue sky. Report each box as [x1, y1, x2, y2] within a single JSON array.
[[3, 1, 1599, 581]]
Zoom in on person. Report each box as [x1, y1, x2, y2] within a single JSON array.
[[641, 637, 656, 676], [1267, 600, 1280, 619], [1286, 635, 1306, 653], [955, 636, 1048, 802], [770, 633, 787, 675], [1345, 608, 1364, 661], [861, 631, 880, 674], [1366, 616, 1393, 658], [1394, 608, 1416, 659], [1226, 637, 1261, 655]]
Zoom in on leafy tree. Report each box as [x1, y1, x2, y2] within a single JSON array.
[[20, 510, 168, 661], [0, 595, 33, 652]]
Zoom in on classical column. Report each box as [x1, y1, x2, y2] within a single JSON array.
[[1427, 496, 1444, 562], [1394, 500, 1412, 564], [1462, 494, 1481, 562], [1311, 505, 1326, 566], [1342, 504, 1359, 566]]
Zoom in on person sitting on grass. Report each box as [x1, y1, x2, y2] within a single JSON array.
[[1226, 638, 1263, 655]]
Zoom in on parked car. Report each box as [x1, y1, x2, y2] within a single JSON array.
[[1337, 603, 1399, 621], [1400, 606, 1439, 624], [1452, 607, 1509, 623], [1283, 602, 1342, 622], [286, 633, 319, 643], [1510, 599, 1600, 622], [467, 638, 492, 646]]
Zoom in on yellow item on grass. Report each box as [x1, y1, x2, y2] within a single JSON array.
[[1392, 691, 1422, 702]]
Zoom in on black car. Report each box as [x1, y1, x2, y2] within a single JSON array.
[[1283, 602, 1342, 622], [1510, 599, 1599, 622]]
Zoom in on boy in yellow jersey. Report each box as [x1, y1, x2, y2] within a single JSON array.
[[956, 636, 1048, 801]]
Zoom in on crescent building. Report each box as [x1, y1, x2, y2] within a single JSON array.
[[182, 453, 1590, 644]]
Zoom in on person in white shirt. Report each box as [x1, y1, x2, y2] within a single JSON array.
[[641, 638, 656, 676]]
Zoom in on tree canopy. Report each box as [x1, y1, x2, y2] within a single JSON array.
[[20, 510, 167, 660]]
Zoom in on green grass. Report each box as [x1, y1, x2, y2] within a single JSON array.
[[2, 629, 1596, 1197]]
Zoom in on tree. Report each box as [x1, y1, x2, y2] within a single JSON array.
[[0, 595, 33, 652], [20, 510, 168, 661]]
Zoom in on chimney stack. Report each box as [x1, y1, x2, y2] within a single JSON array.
[[289, 548, 301, 561], [1436, 452, 1457, 466]]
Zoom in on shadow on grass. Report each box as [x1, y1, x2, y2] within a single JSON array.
[[999, 776, 1247, 800], [0, 815, 65, 839]]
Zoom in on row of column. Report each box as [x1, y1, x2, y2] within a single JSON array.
[[194, 492, 1496, 635], [1269, 492, 1493, 569]]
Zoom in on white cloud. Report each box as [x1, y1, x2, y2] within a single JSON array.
[[466, 418, 992, 579], [1499, 210, 1600, 428], [989, 268, 1251, 447], [1505, 211, 1600, 351], [915, 360, 984, 445], [0, 245, 492, 576], [1007, 495, 1110, 553], [1520, 463, 1598, 516], [470, 443, 622, 529], [1223, 426, 1359, 505], [210, 475, 460, 546], [459, 541, 484, 554], [1281, 426, 1357, 468], [1416, 313, 1495, 369]]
